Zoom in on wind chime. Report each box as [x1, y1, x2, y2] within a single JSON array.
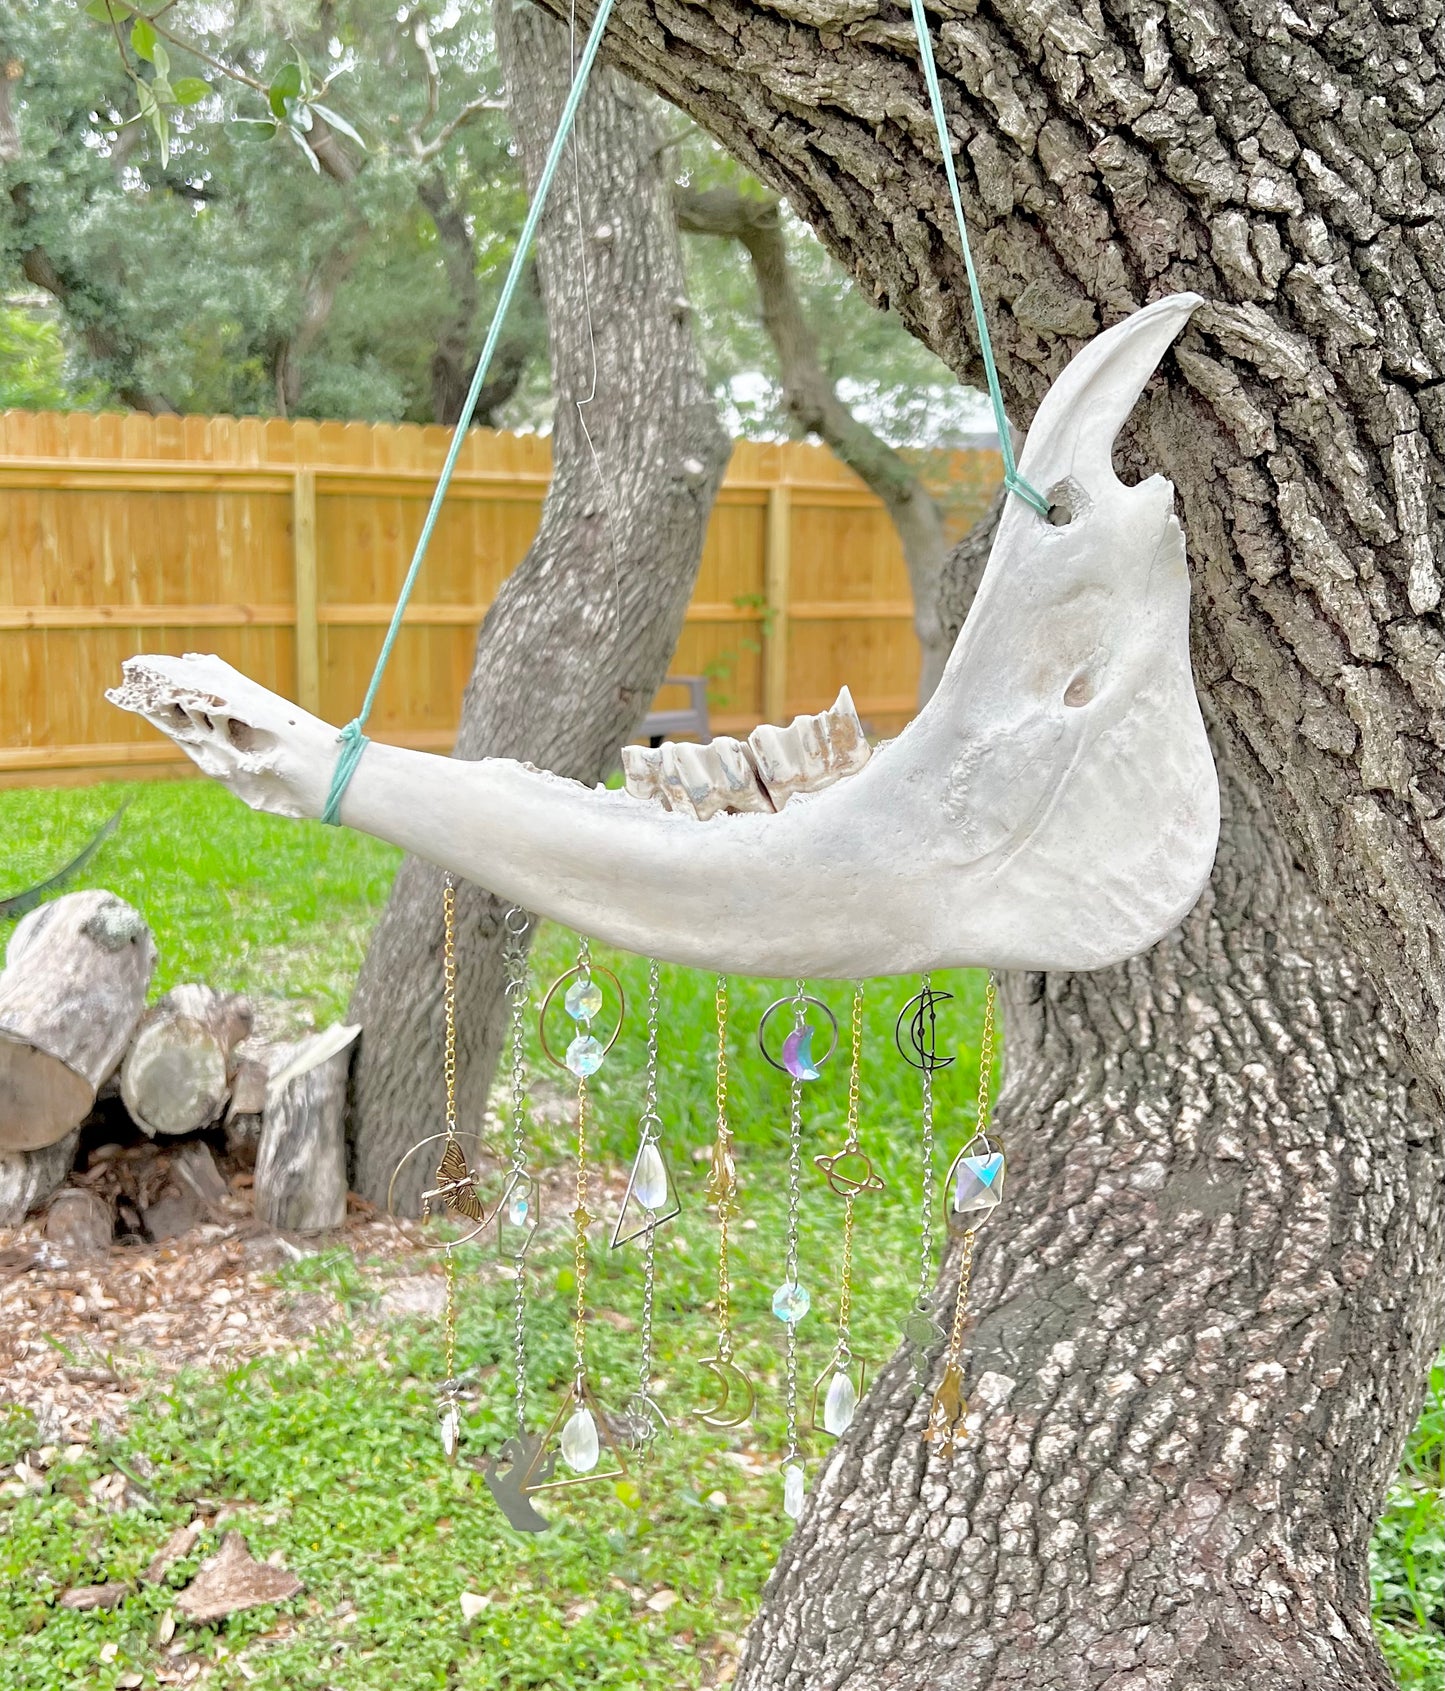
[[110, 0, 1222, 1544]]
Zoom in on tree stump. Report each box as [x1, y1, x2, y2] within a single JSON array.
[[120, 985, 252, 1137], [44, 1187, 114, 1258], [0, 1128, 80, 1228], [253, 1024, 359, 1234], [0, 891, 155, 1153]]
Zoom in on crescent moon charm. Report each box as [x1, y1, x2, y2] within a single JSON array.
[[695, 1355, 755, 1430], [896, 985, 954, 1072]]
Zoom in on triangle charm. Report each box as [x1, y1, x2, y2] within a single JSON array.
[[609, 1137, 681, 1248]]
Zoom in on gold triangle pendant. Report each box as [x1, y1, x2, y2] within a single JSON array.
[[521, 1378, 630, 1496]]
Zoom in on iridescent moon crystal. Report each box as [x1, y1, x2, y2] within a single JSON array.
[[757, 994, 838, 1077]]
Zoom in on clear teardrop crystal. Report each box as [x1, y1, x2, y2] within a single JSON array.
[[439, 1403, 460, 1458], [565, 1032, 604, 1077], [822, 1370, 857, 1436], [507, 1190, 529, 1226], [560, 1404, 600, 1472], [782, 1461, 805, 1520], [564, 976, 604, 1021], [633, 1142, 668, 1212], [771, 1279, 810, 1324]]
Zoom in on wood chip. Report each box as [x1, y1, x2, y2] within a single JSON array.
[[175, 1531, 301, 1623], [60, 1581, 129, 1610], [145, 1520, 203, 1584]]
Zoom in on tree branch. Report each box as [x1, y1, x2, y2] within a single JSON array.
[[676, 184, 952, 699]]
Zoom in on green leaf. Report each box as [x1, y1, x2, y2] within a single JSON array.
[[267, 62, 302, 121], [150, 102, 169, 167], [171, 77, 211, 106], [135, 80, 157, 117], [284, 97, 313, 133], [151, 40, 170, 79], [130, 15, 156, 59], [84, 0, 131, 20], [286, 125, 320, 173], [150, 77, 174, 106], [310, 103, 365, 150]]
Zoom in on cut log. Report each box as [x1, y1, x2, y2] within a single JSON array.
[[0, 1128, 80, 1227], [253, 1024, 359, 1234], [0, 891, 155, 1152], [44, 1187, 114, 1258], [120, 985, 253, 1137]]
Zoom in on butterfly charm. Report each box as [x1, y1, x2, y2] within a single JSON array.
[[430, 1137, 486, 1223]]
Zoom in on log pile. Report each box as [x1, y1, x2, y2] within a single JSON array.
[[0, 889, 361, 1242]]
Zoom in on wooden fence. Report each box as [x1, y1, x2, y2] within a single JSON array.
[[0, 410, 1002, 787]]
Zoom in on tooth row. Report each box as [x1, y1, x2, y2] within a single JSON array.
[[621, 687, 871, 820]]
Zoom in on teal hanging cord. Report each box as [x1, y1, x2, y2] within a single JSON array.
[[907, 0, 1050, 521], [320, 0, 620, 826]]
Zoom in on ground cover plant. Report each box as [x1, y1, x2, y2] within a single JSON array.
[[0, 781, 1440, 1688]]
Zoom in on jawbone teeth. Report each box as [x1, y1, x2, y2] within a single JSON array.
[[620, 687, 871, 820]]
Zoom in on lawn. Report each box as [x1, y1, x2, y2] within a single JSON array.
[[0, 781, 1441, 1689]]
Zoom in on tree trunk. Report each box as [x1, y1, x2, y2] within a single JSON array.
[[254, 1025, 358, 1234], [510, 3, 1444, 1676], [345, 0, 729, 1208], [120, 984, 253, 1138], [741, 755, 1443, 1689]]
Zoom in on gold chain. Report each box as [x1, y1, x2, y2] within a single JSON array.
[[573, 1073, 590, 1379], [843, 981, 863, 1151], [975, 973, 996, 1136], [713, 975, 733, 1362], [946, 1227, 976, 1355], [837, 1192, 855, 1346]]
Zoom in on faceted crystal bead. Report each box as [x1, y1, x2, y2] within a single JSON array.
[[560, 1404, 600, 1472], [951, 1150, 1005, 1219], [771, 1279, 811, 1324], [565, 1032, 605, 1077], [822, 1370, 857, 1436], [633, 1142, 668, 1212], [507, 1190, 530, 1227], [782, 1461, 805, 1520], [564, 976, 604, 1022], [439, 1402, 461, 1459]]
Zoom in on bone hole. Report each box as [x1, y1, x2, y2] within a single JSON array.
[[1064, 672, 1094, 707], [1047, 487, 1075, 526], [196, 712, 214, 732], [226, 718, 258, 751], [167, 704, 188, 729]]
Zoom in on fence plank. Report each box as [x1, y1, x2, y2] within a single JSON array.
[[0, 410, 1001, 781]]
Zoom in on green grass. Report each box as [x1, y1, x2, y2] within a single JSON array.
[[0, 780, 1441, 1688]]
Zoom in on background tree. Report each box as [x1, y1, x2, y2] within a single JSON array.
[[497, 2, 1445, 1687]]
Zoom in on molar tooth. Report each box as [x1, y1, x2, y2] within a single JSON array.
[[656, 738, 772, 820], [748, 687, 871, 810], [621, 744, 670, 809]]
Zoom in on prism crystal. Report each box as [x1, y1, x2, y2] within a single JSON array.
[[782, 1461, 805, 1520], [440, 1402, 461, 1458], [633, 1142, 668, 1212], [951, 1150, 1005, 1218], [564, 976, 604, 1022], [507, 1190, 530, 1227], [771, 1279, 811, 1324], [560, 1405, 600, 1472], [565, 1032, 605, 1077], [822, 1370, 857, 1436]]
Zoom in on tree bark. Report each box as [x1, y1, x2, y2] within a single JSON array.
[[675, 187, 953, 698], [345, 0, 729, 1209]]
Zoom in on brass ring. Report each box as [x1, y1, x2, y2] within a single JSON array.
[[537, 962, 626, 1073], [386, 1130, 499, 1249]]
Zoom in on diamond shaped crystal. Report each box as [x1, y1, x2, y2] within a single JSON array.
[[822, 1370, 857, 1436], [771, 1279, 811, 1324], [564, 976, 604, 1022], [952, 1150, 1005, 1218], [565, 1032, 604, 1077]]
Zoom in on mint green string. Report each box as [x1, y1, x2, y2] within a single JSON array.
[[323, 0, 1042, 825], [908, 0, 1050, 520], [320, 0, 620, 825]]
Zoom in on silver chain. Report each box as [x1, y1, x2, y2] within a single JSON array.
[[917, 1024, 936, 1310], [781, 979, 807, 1468], [636, 960, 662, 1409], [503, 906, 532, 1439]]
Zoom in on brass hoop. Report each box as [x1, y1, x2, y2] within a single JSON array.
[[386, 1130, 500, 1249]]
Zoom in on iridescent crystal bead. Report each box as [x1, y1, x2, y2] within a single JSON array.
[[782, 1461, 805, 1520], [633, 1142, 668, 1212], [822, 1370, 857, 1436], [439, 1402, 461, 1458], [952, 1150, 1005, 1218], [565, 1032, 604, 1077], [507, 1189, 530, 1227], [771, 1279, 810, 1324], [560, 1405, 599, 1472], [564, 976, 604, 1022]]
